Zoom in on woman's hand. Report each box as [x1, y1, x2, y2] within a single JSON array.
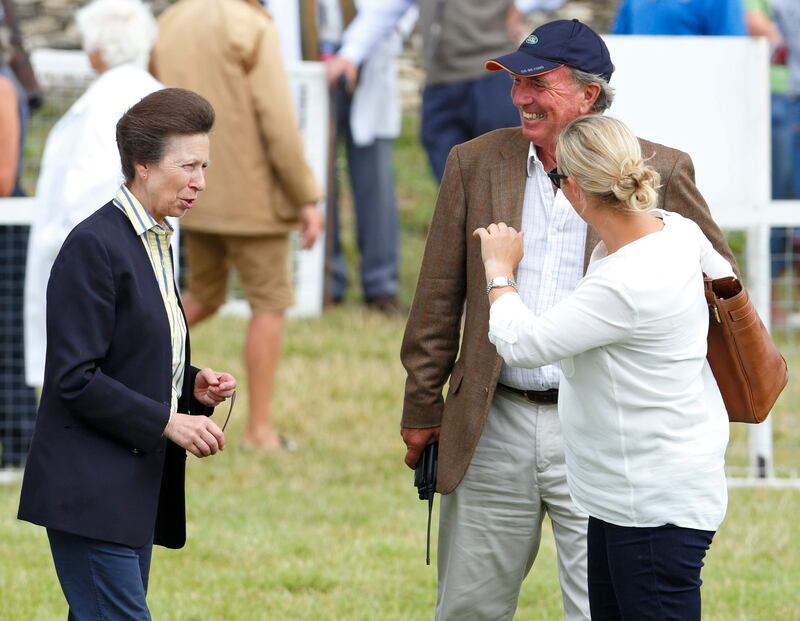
[[163, 413, 225, 457], [194, 367, 236, 407], [473, 222, 524, 280]]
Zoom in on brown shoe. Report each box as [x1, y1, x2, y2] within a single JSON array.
[[365, 295, 404, 316]]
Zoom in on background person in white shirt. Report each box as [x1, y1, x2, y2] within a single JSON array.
[[24, 0, 163, 391], [476, 115, 735, 621]]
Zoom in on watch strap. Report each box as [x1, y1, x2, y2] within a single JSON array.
[[486, 276, 518, 295]]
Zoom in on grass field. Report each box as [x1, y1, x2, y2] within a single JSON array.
[[2, 115, 799, 619]]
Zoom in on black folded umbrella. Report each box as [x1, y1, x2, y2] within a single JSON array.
[[413, 442, 438, 566]]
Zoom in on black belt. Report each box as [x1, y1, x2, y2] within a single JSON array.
[[497, 383, 559, 405]]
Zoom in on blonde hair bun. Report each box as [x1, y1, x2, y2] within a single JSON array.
[[556, 116, 661, 213], [611, 159, 660, 212]]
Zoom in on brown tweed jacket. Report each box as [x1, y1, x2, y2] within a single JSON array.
[[400, 127, 737, 495]]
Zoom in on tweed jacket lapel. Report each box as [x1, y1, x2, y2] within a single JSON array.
[[583, 225, 600, 272], [491, 132, 528, 230]]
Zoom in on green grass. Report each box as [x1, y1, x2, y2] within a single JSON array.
[[2, 114, 799, 619]]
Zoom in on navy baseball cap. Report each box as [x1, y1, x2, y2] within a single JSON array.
[[486, 19, 614, 82]]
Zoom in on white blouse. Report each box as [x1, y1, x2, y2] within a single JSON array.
[[489, 210, 735, 530]]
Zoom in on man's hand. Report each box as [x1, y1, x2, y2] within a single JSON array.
[[194, 367, 236, 407], [298, 203, 324, 249], [164, 413, 225, 457], [325, 55, 358, 93], [401, 426, 441, 469]]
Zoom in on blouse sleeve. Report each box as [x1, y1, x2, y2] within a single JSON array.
[[488, 275, 638, 369], [693, 220, 736, 279]]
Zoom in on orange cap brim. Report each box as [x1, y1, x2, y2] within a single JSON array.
[[484, 60, 565, 78]]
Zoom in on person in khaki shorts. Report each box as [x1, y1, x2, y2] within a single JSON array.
[[151, 0, 323, 450]]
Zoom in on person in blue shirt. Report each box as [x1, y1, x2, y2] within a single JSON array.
[[613, 0, 747, 36]]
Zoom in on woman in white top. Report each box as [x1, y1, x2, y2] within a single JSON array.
[[474, 115, 735, 621]]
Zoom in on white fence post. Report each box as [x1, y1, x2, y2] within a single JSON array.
[[746, 223, 774, 478]]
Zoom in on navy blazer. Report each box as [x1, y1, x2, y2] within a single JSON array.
[[18, 202, 212, 549]]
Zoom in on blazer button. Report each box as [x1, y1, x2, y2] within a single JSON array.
[[132, 448, 140, 454]]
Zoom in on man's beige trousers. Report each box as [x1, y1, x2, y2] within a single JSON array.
[[436, 390, 591, 620]]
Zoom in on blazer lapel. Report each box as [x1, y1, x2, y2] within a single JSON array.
[[491, 133, 529, 230], [583, 226, 600, 273], [116, 208, 172, 345]]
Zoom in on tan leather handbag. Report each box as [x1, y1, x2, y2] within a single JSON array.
[[704, 276, 788, 423]]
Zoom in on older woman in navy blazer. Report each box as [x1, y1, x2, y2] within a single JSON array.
[[18, 88, 236, 620]]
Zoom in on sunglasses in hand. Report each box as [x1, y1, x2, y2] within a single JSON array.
[[219, 389, 236, 433]]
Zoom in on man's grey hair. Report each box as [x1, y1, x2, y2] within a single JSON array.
[[76, 0, 157, 70], [569, 67, 615, 114]]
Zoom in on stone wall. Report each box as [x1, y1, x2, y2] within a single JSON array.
[[15, 0, 619, 108], [17, 0, 618, 50], [14, 0, 175, 48]]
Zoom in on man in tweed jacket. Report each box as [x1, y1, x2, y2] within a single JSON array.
[[400, 19, 736, 621]]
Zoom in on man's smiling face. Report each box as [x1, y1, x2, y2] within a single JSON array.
[[510, 66, 598, 149]]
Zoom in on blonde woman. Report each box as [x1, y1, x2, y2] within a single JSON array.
[[474, 115, 734, 620]]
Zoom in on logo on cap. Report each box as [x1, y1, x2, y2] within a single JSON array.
[[525, 34, 539, 45]]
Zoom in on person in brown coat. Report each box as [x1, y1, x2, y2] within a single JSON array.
[[151, 0, 324, 450], [400, 19, 738, 621]]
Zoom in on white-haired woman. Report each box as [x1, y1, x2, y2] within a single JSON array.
[[24, 0, 162, 390], [474, 115, 735, 620]]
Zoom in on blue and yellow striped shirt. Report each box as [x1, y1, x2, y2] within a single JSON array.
[[114, 185, 187, 414]]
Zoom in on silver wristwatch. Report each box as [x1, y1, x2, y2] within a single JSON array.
[[486, 276, 518, 295]]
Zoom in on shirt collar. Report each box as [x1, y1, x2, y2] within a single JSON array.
[[526, 142, 541, 178], [113, 184, 173, 237]]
